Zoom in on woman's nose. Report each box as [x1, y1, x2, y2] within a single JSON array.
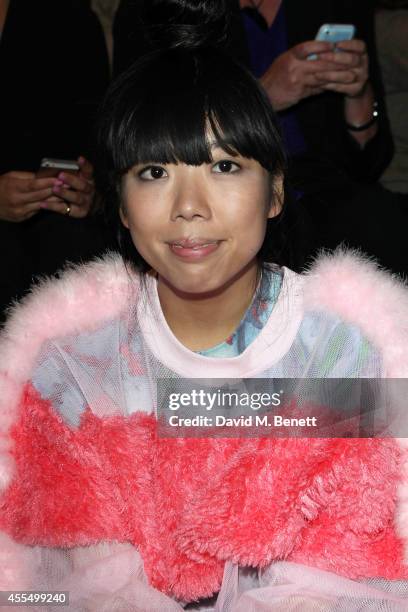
[[170, 175, 211, 221]]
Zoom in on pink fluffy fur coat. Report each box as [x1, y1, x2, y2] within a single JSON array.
[[1, 250, 408, 602]]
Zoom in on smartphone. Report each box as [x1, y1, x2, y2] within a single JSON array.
[[37, 158, 80, 178], [308, 23, 355, 60]]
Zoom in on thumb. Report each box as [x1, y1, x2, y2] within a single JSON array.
[[78, 156, 94, 181], [294, 40, 334, 60]]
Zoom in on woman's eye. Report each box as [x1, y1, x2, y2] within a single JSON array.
[[212, 160, 240, 174], [139, 166, 168, 180]]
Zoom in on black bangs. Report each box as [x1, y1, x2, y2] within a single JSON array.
[[96, 47, 286, 183], [108, 54, 211, 170], [95, 45, 295, 272]]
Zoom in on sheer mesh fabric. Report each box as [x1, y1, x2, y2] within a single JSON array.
[[13, 547, 408, 611], [17, 270, 406, 610], [32, 297, 384, 427], [216, 562, 408, 611]]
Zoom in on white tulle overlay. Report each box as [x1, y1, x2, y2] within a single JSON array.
[[32, 268, 384, 427], [7, 542, 408, 611], [2, 260, 408, 611]]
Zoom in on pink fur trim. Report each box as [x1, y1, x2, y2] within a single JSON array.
[[0, 254, 135, 490], [1, 253, 132, 383], [303, 248, 408, 377], [302, 248, 408, 559]]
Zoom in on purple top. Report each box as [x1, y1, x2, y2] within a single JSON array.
[[242, 4, 307, 156]]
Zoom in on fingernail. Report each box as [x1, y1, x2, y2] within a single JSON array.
[[59, 172, 66, 181], [53, 185, 61, 193], [54, 179, 64, 186], [78, 156, 85, 164], [40, 202, 48, 209]]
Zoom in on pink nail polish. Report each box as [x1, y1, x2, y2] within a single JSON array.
[[53, 185, 61, 193], [40, 203, 48, 209], [54, 179, 64, 186]]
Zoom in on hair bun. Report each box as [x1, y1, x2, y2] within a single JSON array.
[[142, 0, 229, 50]]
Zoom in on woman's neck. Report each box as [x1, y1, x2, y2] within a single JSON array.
[[157, 261, 260, 352], [240, 0, 282, 28]]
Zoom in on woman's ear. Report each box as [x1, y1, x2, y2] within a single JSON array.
[[119, 205, 129, 229], [268, 174, 284, 219], [117, 179, 129, 228]]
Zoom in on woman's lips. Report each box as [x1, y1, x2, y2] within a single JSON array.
[[168, 240, 221, 260]]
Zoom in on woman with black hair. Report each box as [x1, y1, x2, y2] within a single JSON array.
[[1, 1, 408, 610]]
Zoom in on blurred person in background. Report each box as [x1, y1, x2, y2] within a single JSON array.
[[114, 0, 408, 276], [239, 0, 389, 177], [237, 0, 408, 275], [0, 0, 112, 323], [375, 0, 408, 196]]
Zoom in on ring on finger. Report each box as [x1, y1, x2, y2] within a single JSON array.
[[65, 204, 71, 216]]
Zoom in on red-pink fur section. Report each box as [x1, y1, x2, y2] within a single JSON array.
[[1, 384, 407, 601], [0, 385, 224, 600]]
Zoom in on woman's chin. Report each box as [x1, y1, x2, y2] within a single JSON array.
[[160, 278, 227, 300], [158, 261, 259, 300]]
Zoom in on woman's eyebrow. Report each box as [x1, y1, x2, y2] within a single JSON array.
[[209, 141, 239, 156]]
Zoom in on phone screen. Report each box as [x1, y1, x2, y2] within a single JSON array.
[[308, 24, 355, 60], [316, 24, 355, 44]]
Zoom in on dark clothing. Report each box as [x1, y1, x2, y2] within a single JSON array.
[[0, 1, 113, 322], [241, 0, 393, 189], [0, 0, 109, 173], [113, 0, 407, 276], [242, 3, 307, 156], [239, 0, 407, 276]]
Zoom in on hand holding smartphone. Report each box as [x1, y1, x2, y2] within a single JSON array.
[[36, 158, 80, 179], [35, 156, 95, 218], [308, 24, 355, 60]]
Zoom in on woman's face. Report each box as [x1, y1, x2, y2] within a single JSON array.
[[120, 147, 282, 296]]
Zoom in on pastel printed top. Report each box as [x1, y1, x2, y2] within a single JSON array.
[[198, 267, 282, 358]]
